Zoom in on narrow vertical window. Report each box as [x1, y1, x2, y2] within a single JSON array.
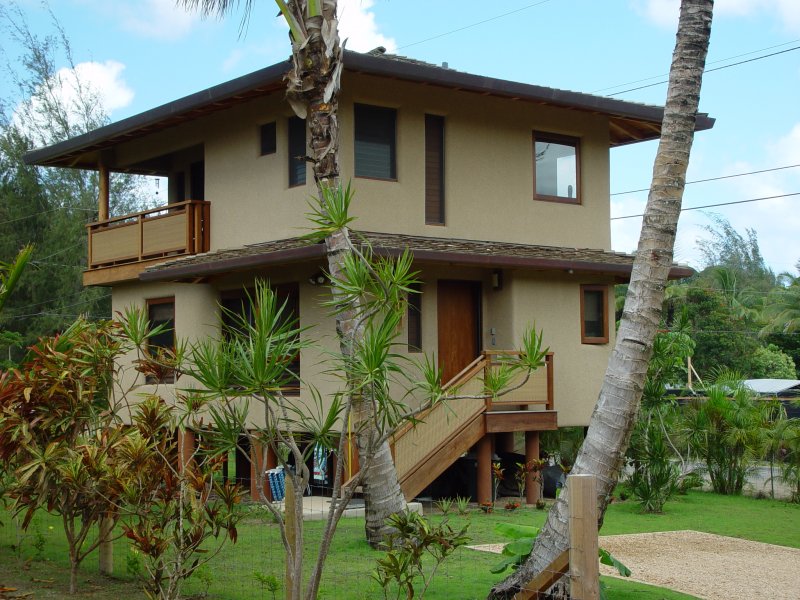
[[407, 283, 422, 352], [354, 103, 397, 180], [580, 284, 608, 344], [260, 121, 277, 155], [533, 132, 580, 204], [288, 117, 306, 187], [425, 114, 445, 225], [147, 297, 175, 382]]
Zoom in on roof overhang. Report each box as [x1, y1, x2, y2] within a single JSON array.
[[138, 232, 694, 283], [24, 51, 714, 172]]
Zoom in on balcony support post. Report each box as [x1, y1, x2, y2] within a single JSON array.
[[476, 434, 493, 504], [250, 439, 277, 502], [98, 163, 109, 222], [525, 431, 541, 505]]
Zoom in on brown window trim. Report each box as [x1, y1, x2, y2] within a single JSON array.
[[354, 103, 397, 181], [425, 114, 445, 225], [353, 175, 399, 183], [407, 282, 422, 352], [533, 131, 581, 205], [146, 296, 176, 384], [580, 284, 609, 344], [259, 121, 277, 156], [288, 116, 307, 188]]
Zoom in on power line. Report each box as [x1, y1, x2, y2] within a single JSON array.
[[4, 293, 111, 318], [607, 45, 800, 97], [611, 192, 800, 220], [0, 206, 95, 227], [612, 164, 800, 196], [397, 0, 555, 51], [593, 38, 800, 94]]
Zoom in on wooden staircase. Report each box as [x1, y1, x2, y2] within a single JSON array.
[[391, 351, 555, 500]]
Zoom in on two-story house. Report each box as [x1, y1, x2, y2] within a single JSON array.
[[24, 48, 712, 504]]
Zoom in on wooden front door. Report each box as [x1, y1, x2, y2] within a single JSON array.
[[437, 280, 481, 384]]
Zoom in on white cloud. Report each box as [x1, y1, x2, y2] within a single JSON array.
[[13, 60, 133, 144], [631, 0, 800, 33], [109, 0, 201, 41], [64, 60, 134, 113], [337, 0, 396, 53]]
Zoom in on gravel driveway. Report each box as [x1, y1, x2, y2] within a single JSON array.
[[598, 530, 800, 600]]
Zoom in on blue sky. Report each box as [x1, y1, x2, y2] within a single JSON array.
[[6, 0, 800, 274]]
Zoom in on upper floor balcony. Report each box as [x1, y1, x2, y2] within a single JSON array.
[[84, 200, 210, 286]]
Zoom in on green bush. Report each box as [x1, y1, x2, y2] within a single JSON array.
[[750, 344, 797, 379]]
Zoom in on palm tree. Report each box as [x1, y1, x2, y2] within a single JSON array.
[[179, 0, 406, 547], [763, 275, 800, 334], [489, 1, 715, 596]]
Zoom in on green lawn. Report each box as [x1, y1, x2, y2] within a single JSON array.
[[1, 491, 797, 599]]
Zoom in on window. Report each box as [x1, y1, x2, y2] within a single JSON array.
[[260, 121, 277, 155], [147, 297, 175, 383], [425, 115, 445, 225], [354, 103, 396, 180], [288, 117, 306, 187], [580, 285, 608, 344], [533, 132, 580, 204], [407, 283, 422, 352], [220, 283, 300, 393]]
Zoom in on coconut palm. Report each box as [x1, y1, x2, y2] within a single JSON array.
[[179, 0, 406, 548], [490, 2, 715, 596]]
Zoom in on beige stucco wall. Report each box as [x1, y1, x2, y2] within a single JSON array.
[[509, 272, 616, 426], [109, 72, 611, 253], [109, 264, 611, 430]]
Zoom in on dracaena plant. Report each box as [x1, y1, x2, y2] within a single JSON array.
[[0, 318, 131, 594], [119, 395, 243, 600]]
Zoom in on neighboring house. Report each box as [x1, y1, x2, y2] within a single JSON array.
[[744, 379, 800, 419], [24, 48, 710, 503]]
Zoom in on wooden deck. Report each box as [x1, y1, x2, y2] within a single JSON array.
[[84, 200, 210, 285]]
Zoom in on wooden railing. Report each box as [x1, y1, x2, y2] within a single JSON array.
[[86, 200, 210, 270], [391, 351, 554, 487], [484, 350, 554, 410]]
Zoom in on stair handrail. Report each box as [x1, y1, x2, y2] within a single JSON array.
[[391, 353, 488, 443]]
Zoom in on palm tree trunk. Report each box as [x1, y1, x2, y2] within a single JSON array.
[[284, 0, 405, 548], [489, 1, 714, 597]]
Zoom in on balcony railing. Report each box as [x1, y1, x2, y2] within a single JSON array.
[[86, 200, 210, 270]]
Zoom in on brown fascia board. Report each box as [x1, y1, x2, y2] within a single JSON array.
[[138, 244, 326, 282], [373, 246, 694, 280], [23, 59, 291, 168], [344, 52, 715, 135], [23, 51, 714, 168], [140, 242, 694, 283]]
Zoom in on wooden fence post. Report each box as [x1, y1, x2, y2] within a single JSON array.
[[568, 474, 599, 600]]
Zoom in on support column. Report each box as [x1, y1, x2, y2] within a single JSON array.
[[476, 434, 492, 504], [98, 163, 109, 222], [250, 441, 277, 502], [525, 431, 541, 505], [178, 429, 195, 472]]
